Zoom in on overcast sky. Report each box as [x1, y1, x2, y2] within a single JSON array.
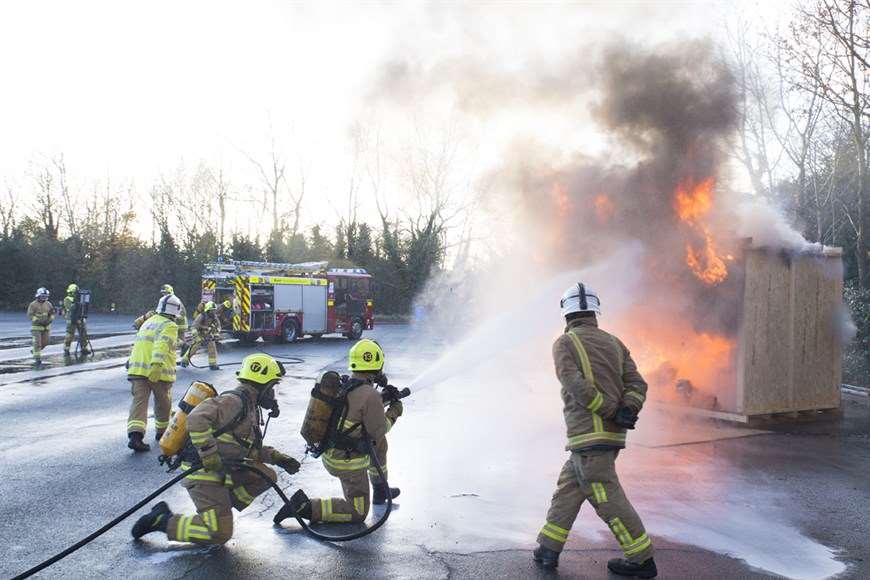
[[0, 0, 776, 240]]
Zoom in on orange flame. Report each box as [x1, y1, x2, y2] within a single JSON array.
[[674, 177, 729, 285]]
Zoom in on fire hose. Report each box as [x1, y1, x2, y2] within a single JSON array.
[[11, 440, 395, 579]]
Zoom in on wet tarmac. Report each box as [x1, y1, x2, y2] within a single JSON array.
[[0, 325, 867, 579]]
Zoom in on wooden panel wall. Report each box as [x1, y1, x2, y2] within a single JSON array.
[[737, 247, 842, 416]]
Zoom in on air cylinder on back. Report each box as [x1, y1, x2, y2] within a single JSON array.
[[159, 381, 218, 456]]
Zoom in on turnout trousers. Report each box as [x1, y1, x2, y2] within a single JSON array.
[[31, 329, 50, 363], [309, 437, 390, 523], [64, 320, 88, 351], [167, 464, 277, 545], [537, 449, 653, 563], [127, 378, 173, 435], [184, 334, 217, 366]]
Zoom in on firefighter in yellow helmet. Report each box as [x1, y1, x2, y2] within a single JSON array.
[[26, 287, 54, 367], [533, 283, 655, 578], [181, 301, 220, 370], [274, 339, 403, 525], [126, 294, 182, 452], [62, 283, 90, 356], [131, 353, 301, 545]]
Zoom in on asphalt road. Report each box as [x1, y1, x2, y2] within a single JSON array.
[[0, 324, 867, 579]]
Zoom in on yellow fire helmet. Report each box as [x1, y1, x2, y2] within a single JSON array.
[[66, 283, 78, 294], [237, 353, 286, 386], [161, 284, 174, 295], [204, 301, 216, 312], [349, 339, 385, 372]]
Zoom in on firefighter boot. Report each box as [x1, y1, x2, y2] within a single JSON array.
[[209, 364, 220, 371], [132, 502, 172, 539], [533, 545, 560, 569], [274, 490, 311, 524], [372, 483, 400, 505], [607, 557, 657, 578], [155, 430, 165, 442], [127, 432, 151, 453]]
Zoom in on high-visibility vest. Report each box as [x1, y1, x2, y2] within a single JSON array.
[[128, 314, 178, 382]]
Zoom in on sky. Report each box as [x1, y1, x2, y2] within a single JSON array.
[[0, 0, 782, 243]]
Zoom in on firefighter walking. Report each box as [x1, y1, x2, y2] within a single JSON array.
[[26, 287, 54, 367], [181, 301, 220, 370], [62, 283, 89, 356], [533, 283, 656, 578], [126, 294, 182, 452], [274, 339, 402, 525], [131, 353, 301, 545]]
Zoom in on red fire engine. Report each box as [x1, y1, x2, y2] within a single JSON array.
[[200, 260, 374, 343]]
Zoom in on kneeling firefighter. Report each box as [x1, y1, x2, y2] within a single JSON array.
[[274, 339, 404, 525], [131, 353, 301, 544], [533, 283, 656, 578]]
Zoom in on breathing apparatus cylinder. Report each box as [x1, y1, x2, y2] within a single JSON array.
[[300, 371, 344, 456], [159, 381, 218, 456]]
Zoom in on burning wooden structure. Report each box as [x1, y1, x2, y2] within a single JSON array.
[[671, 244, 844, 423]]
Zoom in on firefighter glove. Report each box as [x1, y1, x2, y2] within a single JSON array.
[[147, 363, 162, 383], [386, 400, 403, 421], [272, 452, 300, 474], [614, 405, 638, 429], [200, 452, 224, 473], [268, 400, 280, 419]]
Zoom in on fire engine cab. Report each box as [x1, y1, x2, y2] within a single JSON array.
[[200, 260, 374, 343]]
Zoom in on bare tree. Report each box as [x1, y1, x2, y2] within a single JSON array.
[[32, 165, 58, 239], [0, 183, 16, 239]]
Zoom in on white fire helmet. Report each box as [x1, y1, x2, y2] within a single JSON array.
[[35, 287, 50, 299], [156, 294, 183, 318], [560, 283, 601, 317]]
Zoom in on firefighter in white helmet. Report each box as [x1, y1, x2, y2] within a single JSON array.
[[26, 287, 54, 367], [126, 294, 182, 452], [533, 283, 656, 578]]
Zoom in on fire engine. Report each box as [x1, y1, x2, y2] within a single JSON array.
[[200, 260, 374, 343]]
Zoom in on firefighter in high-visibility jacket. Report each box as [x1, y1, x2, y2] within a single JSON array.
[[533, 283, 656, 578], [62, 283, 89, 355], [126, 294, 182, 452], [26, 287, 54, 366], [181, 301, 220, 370], [131, 353, 301, 545], [274, 339, 402, 525]]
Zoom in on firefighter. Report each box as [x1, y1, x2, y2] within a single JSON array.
[[62, 283, 89, 355], [533, 283, 656, 578], [131, 353, 301, 545], [26, 287, 54, 366], [274, 339, 402, 525], [126, 294, 182, 452], [181, 301, 220, 370]]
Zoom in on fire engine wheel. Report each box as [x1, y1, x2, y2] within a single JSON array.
[[345, 319, 364, 340], [282, 319, 299, 343]]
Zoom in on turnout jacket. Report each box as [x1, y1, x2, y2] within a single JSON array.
[[27, 300, 55, 331], [322, 375, 395, 472], [184, 382, 280, 484], [554, 317, 648, 452], [192, 312, 220, 338], [127, 314, 178, 383]]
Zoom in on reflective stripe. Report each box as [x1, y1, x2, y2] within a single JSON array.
[[608, 517, 634, 549], [625, 391, 645, 403], [233, 485, 255, 506], [127, 420, 147, 431], [567, 432, 626, 447], [540, 521, 569, 543], [591, 482, 608, 504], [187, 521, 211, 541], [567, 331, 606, 417], [587, 391, 604, 413], [322, 450, 370, 471], [154, 419, 170, 429], [353, 496, 366, 516], [385, 417, 394, 433], [201, 508, 219, 532], [180, 462, 224, 483], [320, 498, 353, 523], [592, 413, 604, 433], [625, 533, 652, 556], [341, 419, 359, 432]]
